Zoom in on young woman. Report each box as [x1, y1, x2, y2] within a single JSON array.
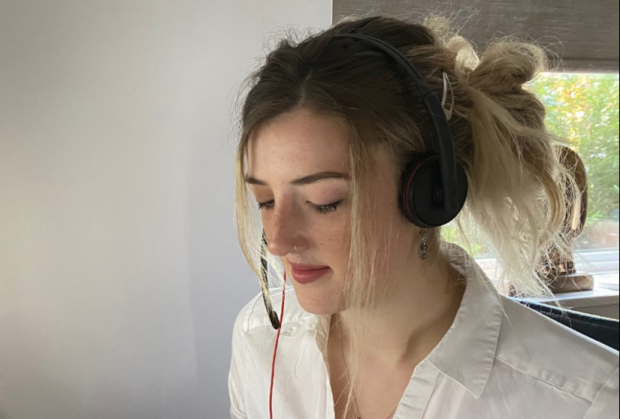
[[228, 16, 619, 419]]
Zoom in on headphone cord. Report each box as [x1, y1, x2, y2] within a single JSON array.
[[269, 273, 287, 419]]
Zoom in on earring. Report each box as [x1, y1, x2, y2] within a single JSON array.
[[419, 229, 429, 260]]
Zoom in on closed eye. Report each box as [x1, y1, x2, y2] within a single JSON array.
[[257, 200, 343, 214], [314, 201, 343, 214], [257, 201, 274, 211]]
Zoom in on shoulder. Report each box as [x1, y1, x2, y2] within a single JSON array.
[[496, 296, 619, 403], [233, 288, 316, 337]]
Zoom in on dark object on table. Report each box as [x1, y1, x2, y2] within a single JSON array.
[[519, 300, 619, 351]]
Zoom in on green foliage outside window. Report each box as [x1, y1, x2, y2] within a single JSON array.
[[529, 74, 619, 225], [446, 73, 620, 257]]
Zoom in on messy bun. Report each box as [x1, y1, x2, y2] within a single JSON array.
[[424, 21, 576, 297]]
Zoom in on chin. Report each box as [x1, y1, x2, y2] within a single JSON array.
[[295, 290, 341, 316]]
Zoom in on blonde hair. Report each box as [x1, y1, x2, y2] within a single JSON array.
[[234, 15, 577, 418]]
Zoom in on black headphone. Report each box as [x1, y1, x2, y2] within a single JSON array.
[[335, 33, 469, 228], [260, 33, 469, 329]]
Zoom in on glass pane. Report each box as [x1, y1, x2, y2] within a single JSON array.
[[528, 73, 620, 253]]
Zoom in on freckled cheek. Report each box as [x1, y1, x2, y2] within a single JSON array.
[[316, 226, 351, 270]]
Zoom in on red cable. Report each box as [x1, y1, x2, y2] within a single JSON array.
[[269, 272, 287, 419]]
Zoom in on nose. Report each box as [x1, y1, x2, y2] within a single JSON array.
[[265, 204, 304, 257]]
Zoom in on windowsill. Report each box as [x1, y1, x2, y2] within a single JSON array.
[[524, 286, 619, 309], [594, 273, 620, 292]]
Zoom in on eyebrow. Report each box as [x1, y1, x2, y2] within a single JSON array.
[[245, 171, 350, 186]]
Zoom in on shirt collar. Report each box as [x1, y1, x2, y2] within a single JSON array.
[[426, 244, 504, 398], [312, 244, 503, 399]]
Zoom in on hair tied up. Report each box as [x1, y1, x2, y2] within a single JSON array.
[[445, 35, 481, 81], [468, 40, 548, 96]]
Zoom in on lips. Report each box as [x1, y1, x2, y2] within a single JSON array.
[[289, 262, 331, 285], [290, 262, 329, 271]]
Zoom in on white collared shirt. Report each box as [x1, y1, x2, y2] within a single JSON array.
[[228, 249, 619, 419]]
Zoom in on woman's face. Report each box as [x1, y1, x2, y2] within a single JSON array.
[[246, 107, 407, 315]]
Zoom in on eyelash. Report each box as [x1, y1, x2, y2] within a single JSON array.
[[257, 200, 343, 214]]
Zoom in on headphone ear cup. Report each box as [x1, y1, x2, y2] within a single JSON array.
[[400, 155, 468, 228]]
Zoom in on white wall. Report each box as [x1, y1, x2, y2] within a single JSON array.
[[0, 1, 332, 418]]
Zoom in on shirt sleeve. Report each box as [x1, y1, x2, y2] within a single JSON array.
[[228, 310, 249, 419], [584, 368, 619, 419]]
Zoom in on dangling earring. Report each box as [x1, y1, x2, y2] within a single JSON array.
[[419, 229, 429, 260]]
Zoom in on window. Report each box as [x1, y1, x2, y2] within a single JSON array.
[[448, 73, 620, 290]]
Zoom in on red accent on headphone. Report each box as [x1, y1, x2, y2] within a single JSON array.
[[269, 273, 287, 419]]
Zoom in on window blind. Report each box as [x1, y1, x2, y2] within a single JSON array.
[[334, 0, 619, 73]]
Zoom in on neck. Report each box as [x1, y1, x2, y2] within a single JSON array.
[[331, 251, 465, 367]]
